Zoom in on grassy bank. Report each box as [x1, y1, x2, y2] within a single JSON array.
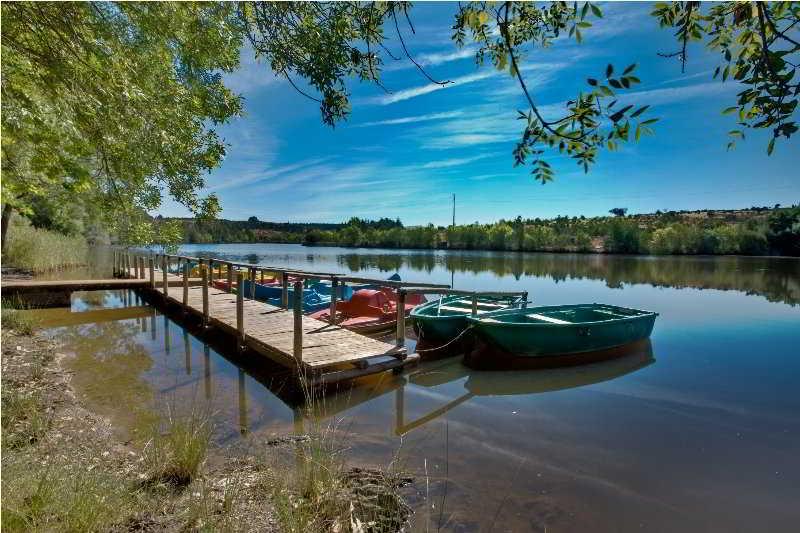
[[0, 319, 412, 532], [3, 215, 88, 272]]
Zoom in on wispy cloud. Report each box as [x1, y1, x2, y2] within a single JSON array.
[[224, 47, 280, 95], [423, 133, 518, 150], [207, 157, 332, 192], [374, 70, 496, 105], [421, 153, 494, 169], [353, 110, 464, 127]]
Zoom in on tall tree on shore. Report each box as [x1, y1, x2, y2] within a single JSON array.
[[1, 2, 243, 249]]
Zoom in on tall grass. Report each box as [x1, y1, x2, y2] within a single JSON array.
[[1, 306, 38, 335], [3, 215, 88, 272], [269, 383, 412, 532], [142, 412, 212, 488], [1, 461, 136, 532]]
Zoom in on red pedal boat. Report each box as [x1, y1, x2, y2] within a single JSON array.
[[309, 289, 426, 335]]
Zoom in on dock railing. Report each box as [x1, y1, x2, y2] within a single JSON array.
[[112, 249, 527, 360]]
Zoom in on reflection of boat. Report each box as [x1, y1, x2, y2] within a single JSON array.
[[410, 295, 522, 347], [467, 304, 657, 359], [395, 340, 655, 435]]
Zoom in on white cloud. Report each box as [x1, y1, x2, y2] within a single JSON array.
[[423, 133, 518, 149], [417, 47, 477, 66], [207, 157, 332, 192], [374, 70, 497, 105], [353, 110, 464, 127], [421, 153, 494, 169], [224, 47, 280, 95]]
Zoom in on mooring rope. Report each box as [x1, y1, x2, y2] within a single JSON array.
[[413, 324, 475, 353]]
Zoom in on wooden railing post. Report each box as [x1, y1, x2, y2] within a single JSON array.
[[329, 277, 339, 325], [471, 293, 478, 316], [281, 271, 289, 309], [249, 267, 256, 300], [162, 255, 168, 297], [260, 269, 265, 284], [113, 250, 118, 276], [140, 257, 146, 279], [149, 258, 155, 289], [236, 272, 245, 350], [201, 265, 209, 327], [293, 280, 303, 363], [182, 260, 189, 307], [218, 261, 223, 282], [396, 288, 406, 348], [226, 262, 233, 293]]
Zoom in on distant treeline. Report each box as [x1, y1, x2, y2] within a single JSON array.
[[167, 207, 800, 257], [174, 216, 402, 244]]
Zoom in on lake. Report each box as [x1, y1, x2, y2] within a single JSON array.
[[37, 244, 800, 531]]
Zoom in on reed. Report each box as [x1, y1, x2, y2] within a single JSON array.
[[3, 216, 88, 272]]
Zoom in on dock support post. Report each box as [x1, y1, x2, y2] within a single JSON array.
[[329, 277, 339, 324], [396, 289, 406, 348], [162, 256, 168, 297], [281, 271, 289, 309], [149, 258, 155, 289], [236, 272, 245, 350], [226, 262, 233, 293], [201, 265, 209, 327], [471, 293, 478, 316], [249, 268, 256, 300], [218, 261, 223, 283], [293, 281, 303, 363], [182, 261, 189, 307]]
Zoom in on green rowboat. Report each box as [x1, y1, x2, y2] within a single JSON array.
[[467, 303, 657, 357], [410, 294, 524, 347]]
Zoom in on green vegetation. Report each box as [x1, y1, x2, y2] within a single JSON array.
[[1, 305, 38, 336], [2, 215, 88, 271], [143, 414, 212, 488], [3, 2, 796, 255], [301, 206, 799, 256]]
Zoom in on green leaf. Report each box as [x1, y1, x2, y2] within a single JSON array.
[[591, 4, 602, 17], [605, 64, 613, 77], [623, 63, 636, 75], [722, 106, 738, 115], [587, 78, 598, 86], [767, 137, 775, 155], [630, 105, 649, 118]]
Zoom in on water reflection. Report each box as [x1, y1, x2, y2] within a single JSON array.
[[177, 244, 800, 306], [34, 262, 800, 531]]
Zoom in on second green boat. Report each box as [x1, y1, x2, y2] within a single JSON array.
[[466, 303, 657, 357]]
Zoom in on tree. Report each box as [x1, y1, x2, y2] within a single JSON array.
[[609, 208, 628, 217], [2, 2, 242, 249]]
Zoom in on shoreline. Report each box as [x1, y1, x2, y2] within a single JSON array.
[[1, 322, 412, 531]]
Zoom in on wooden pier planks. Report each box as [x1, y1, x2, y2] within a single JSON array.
[[153, 281, 408, 374]]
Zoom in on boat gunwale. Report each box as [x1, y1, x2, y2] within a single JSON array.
[[467, 303, 658, 328], [410, 295, 519, 321]]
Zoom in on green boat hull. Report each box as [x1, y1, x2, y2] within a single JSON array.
[[468, 304, 657, 357], [410, 295, 519, 347]]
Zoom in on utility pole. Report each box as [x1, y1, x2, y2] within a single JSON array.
[[452, 193, 456, 228]]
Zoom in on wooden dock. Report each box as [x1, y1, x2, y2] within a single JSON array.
[[112, 250, 456, 386]]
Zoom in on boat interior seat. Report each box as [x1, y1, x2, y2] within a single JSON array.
[[526, 313, 572, 325], [452, 299, 506, 308], [438, 305, 485, 313]]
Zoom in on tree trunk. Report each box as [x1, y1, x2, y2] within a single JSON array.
[[1, 204, 12, 254]]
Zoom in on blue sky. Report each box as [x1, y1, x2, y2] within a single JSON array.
[[163, 2, 798, 225]]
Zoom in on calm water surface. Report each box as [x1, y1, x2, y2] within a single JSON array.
[[36, 244, 800, 531]]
